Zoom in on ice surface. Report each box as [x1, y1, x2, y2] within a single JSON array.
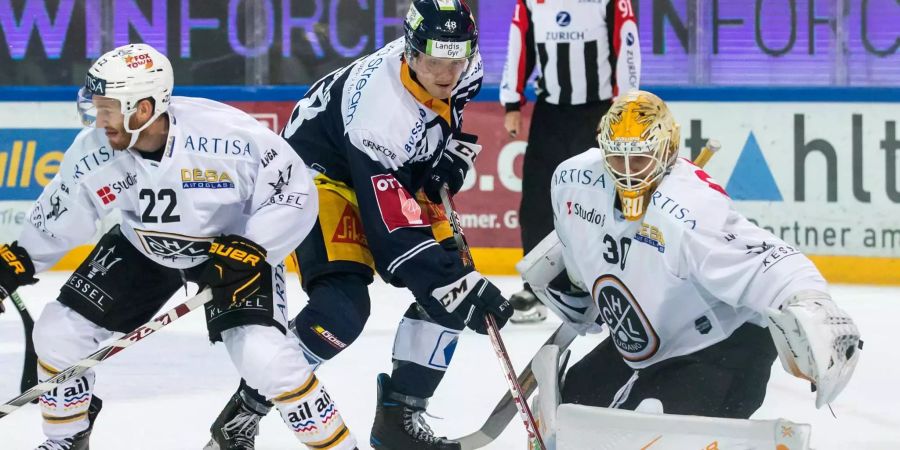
[[1, 273, 897, 449]]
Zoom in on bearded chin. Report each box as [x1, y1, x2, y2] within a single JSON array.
[[109, 135, 131, 150]]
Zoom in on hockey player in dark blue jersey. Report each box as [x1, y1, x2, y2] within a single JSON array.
[[205, 1, 512, 449]]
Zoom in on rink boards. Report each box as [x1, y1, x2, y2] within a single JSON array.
[[0, 87, 897, 284]]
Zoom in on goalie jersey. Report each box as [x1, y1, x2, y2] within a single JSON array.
[[550, 150, 828, 368], [281, 38, 483, 300], [19, 97, 317, 272]]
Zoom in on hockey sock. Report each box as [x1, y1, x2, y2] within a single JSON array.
[[37, 359, 95, 440], [273, 374, 358, 450]]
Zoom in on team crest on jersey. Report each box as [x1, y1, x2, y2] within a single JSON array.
[[634, 222, 665, 253], [181, 168, 234, 189], [134, 229, 213, 263], [370, 174, 428, 233], [593, 275, 659, 361]]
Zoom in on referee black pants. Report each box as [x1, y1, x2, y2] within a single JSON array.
[[519, 99, 611, 254]]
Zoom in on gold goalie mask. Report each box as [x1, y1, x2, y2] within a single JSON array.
[[597, 90, 680, 221]]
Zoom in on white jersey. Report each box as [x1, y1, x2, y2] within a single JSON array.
[[20, 97, 318, 272], [551, 151, 827, 368]]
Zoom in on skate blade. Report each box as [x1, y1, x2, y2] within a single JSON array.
[[202, 439, 220, 450], [510, 306, 548, 324]]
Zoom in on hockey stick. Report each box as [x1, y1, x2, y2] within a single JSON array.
[[438, 186, 547, 450], [9, 292, 38, 396], [0, 289, 212, 420], [455, 138, 724, 448], [457, 324, 577, 449]]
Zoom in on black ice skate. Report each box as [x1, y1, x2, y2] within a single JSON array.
[[510, 286, 547, 324], [35, 396, 103, 450], [370, 373, 460, 450], [204, 388, 271, 450]]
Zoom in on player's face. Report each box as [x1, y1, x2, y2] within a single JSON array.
[[606, 154, 655, 186], [92, 96, 132, 150], [410, 53, 468, 99]]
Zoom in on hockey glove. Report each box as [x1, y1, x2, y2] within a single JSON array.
[[200, 235, 269, 311], [0, 242, 38, 312], [430, 272, 512, 334], [767, 291, 862, 408], [424, 133, 481, 204]]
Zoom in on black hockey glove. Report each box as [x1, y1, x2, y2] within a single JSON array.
[[423, 134, 481, 204], [0, 242, 38, 312], [429, 272, 512, 334], [200, 235, 269, 311]]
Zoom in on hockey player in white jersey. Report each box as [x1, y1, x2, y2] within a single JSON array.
[[519, 90, 862, 425], [207, 1, 512, 449], [0, 44, 359, 450]]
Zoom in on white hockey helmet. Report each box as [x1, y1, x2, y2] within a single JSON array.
[[78, 43, 173, 140], [597, 90, 680, 221]]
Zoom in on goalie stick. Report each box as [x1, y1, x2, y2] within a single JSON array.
[[454, 138, 723, 449], [0, 289, 212, 420], [9, 292, 38, 398], [439, 186, 547, 450]]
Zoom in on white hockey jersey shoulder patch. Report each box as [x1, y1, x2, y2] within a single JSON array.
[[551, 148, 609, 190], [649, 158, 731, 232], [170, 97, 264, 160], [342, 41, 404, 128]]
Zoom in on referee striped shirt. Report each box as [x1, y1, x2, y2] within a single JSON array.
[[500, 0, 641, 111]]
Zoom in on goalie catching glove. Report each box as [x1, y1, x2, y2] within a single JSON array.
[[0, 242, 38, 312], [767, 290, 862, 408], [424, 133, 481, 203], [200, 235, 269, 311], [428, 271, 512, 334]]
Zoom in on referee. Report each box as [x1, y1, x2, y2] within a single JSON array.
[[501, 0, 641, 323]]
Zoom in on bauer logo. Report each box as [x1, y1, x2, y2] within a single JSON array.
[[0, 129, 78, 200], [593, 274, 659, 362], [370, 174, 428, 233]]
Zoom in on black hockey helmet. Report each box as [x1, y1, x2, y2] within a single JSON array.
[[404, 0, 478, 59]]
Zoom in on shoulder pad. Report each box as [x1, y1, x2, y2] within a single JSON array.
[[650, 158, 731, 232], [342, 42, 405, 128]]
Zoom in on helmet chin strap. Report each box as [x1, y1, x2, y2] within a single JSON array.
[[123, 109, 163, 149]]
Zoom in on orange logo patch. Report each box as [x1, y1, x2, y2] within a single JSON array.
[[125, 53, 154, 69], [332, 204, 368, 247]]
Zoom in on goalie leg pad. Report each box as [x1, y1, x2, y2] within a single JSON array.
[[531, 344, 570, 449], [556, 405, 811, 450]]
